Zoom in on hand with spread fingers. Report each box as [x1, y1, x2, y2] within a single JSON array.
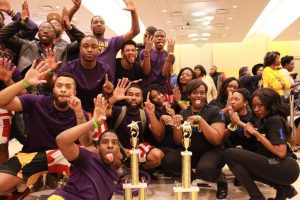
[[41, 48, 62, 72], [0, 0, 11, 13], [110, 78, 132, 103], [72, 0, 81, 10], [144, 35, 154, 52], [102, 74, 114, 94], [93, 94, 108, 125], [68, 96, 82, 113], [23, 60, 50, 86], [0, 58, 15, 85], [167, 38, 175, 54], [21, 0, 29, 22], [123, 0, 135, 12]]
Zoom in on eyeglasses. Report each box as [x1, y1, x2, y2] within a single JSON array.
[[39, 27, 55, 32]]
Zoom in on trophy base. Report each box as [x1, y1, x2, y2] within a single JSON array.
[[123, 182, 147, 189], [173, 186, 199, 200]]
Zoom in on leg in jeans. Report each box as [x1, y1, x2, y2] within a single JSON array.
[[160, 147, 181, 176]]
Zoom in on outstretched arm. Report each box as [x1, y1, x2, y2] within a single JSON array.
[[68, 0, 81, 21], [122, 0, 140, 42], [56, 94, 107, 161]]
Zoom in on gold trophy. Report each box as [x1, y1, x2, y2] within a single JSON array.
[[123, 121, 147, 200], [173, 121, 199, 200]]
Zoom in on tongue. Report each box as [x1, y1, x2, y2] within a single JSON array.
[[105, 153, 114, 162], [195, 100, 201, 105], [128, 56, 135, 63]]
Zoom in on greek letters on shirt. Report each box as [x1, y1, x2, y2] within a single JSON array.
[[98, 41, 109, 54]]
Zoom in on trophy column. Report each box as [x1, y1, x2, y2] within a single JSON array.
[[173, 121, 199, 200], [123, 121, 147, 200]]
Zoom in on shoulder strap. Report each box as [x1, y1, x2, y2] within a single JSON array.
[[139, 109, 146, 133], [114, 106, 127, 130]]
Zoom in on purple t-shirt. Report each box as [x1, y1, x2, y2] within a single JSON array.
[[19, 95, 78, 152], [109, 106, 149, 149], [58, 59, 110, 112], [53, 147, 118, 200], [97, 36, 124, 83], [139, 49, 175, 90]]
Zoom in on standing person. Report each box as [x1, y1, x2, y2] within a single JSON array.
[[262, 51, 291, 97], [224, 88, 299, 200], [140, 29, 175, 92], [49, 94, 120, 200], [90, 0, 140, 83], [136, 26, 157, 63], [172, 79, 227, 199], [238, 66, 262, 94], [209, 65, 221, 89], [194, 64, 217, 102], [114, 40, 143, 87], [252, 63, 264, 89], [0, 62, 88, 198]]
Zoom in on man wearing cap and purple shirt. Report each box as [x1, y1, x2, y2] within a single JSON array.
[[139, 29, 175, 92]]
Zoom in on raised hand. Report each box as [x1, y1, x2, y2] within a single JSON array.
[[228, 106, 241, 125], [41, 48, 62, 72], [0, 0, 11, 13], [160, 115, 173, 126], [102, 74, 114, 94], [173, 114, 183, 128], [93, 94, 108, 125], [62, 7, 71, 29], [21, 0, 29, 22], [123, 0, 135, 12], [72, 0, 81, 9], [144, 92, 155, 115], [111, 78, 132, 102], [167, 38, 175, 54], [24, 60, 50, 86], [0, 58, 15, 84], [173, 85, 182, 103], [144, 35, 154, 52], [67, 96, 82, 113]]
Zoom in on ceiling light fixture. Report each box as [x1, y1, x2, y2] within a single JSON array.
[[201, 33, 211, 37], [162, 9, 167, 13], [82, 0, 146, 36], [232, 5, 238, 8], [188, 33, 198, 37], [192, 12, 207, 17], [245, 0, 300, 41]]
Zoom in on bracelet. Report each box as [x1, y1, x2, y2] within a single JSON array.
[[195, 115, 202, 122], [21, 79, 30, 88], [91, 119, 99, 129], [168, 52, 174, 56], [48, 70, 53, 75], [20, 19, 27, 26], [227, 123, 237, 131], [177, 100, 184, 106]]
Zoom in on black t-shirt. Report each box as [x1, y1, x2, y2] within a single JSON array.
[[225, 108, 259, 151], [179, 104, 225, 157], [238, 74, 262, 95], [255, 115, 294, 158], [114, 58, 143, 86]]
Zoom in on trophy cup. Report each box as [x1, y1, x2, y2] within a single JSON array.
[[123, 121, 147, 200], [173, 121, 199, 200]]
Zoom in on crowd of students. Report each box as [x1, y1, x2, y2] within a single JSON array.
[[0, 0, 299, 200]]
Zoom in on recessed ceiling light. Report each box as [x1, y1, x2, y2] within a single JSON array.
[[162, 9, 167, 13], [191, 38, 200, 41], [222, 34, 227, 37], [188, 33, 198, 37], [233, 5, 238, 8], [41, 6, 54, 11], [56, 5, 60, 9], [228, 17, 233, 20], [192, 12, 207, 17], [202, 21, 211, 25], [203, 16, 214, 21], [201, 33, 211, 37], [166, 20, 171, 23], [170, 29, 174, 32], [225, 26, 230, 29]]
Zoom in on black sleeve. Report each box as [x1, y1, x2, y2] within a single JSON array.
[[0, 20, 25, 53], [265, 116, 288, 145]]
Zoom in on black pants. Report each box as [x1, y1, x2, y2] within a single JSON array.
[[224, 148, 299, 199], [161, 147, 225, 182]]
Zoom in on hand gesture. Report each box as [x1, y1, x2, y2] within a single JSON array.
[[173, 85, 181, 103], [112, 78, 132, 101], [173, 114, 183, 128], [187, 115, 201, 124], [21, 0, 29, 22], [24, 60, 50, 86], [228, 106, 241, 125], [102, 74, 114, 94], [167, 39, 175, 54], [93, 94, 108, 125], [123, 0, 135, 12], [67, 96, 82, 113], [225, 91, 233, 110], [243, 123, 257, 138], [41, 48, 62, 72], [164, 103, 175, 117], [72, 0, 81, 10], [144, 35, 154, 52], [0, 58, 15, 84], [144, 92, 155, 115], [160, 115, 173, 125], [0, 0, 11, 13], [62, 7, 71, 29]]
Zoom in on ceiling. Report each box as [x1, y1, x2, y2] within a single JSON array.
[[6, 0, 300, 44]]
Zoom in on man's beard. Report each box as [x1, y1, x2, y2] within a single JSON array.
[[126, 103, 141, 114], [54, 96, 68, 109]]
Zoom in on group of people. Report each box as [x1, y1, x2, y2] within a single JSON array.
[[0, 0, 299, 200]]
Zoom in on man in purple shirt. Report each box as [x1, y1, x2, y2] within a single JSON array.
[[57, 35, 110, 114], [49, 94, 119, 200], [90, 0, 140, 83], [0, 62, 87, 198], [140, 29, 175, 91]]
